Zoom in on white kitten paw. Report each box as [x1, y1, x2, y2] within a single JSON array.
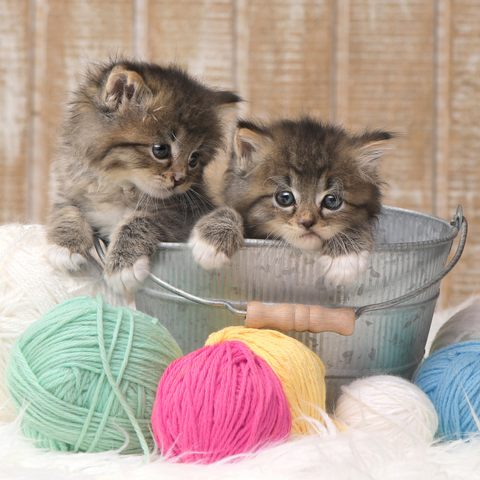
[[105, 255, 150, 295], [46, 244, 88, 273], [319, 251, 371, 285], [189, 230, 230, 270]]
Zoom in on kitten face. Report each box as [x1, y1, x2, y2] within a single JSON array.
[[223, 118, 392, 252], [61, 61, 240, 200], [100, 124, 208, 200]]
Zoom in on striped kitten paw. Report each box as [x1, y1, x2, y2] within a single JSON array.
[[319, 251, 370, 285], [104, 255, 150, 296], [46, 244, 89, 273], [189, 207, 244, 270], [189, 229, 231, 269]]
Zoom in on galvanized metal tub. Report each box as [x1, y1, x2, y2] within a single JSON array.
[[134, 206, 466, 409]]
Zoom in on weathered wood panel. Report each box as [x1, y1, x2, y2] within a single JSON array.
[[347, 0, 436, 214], [238, 0, 333, 119], [147, 0, 236, 89], [1, 0, 480, 308], [27, 0, 134, 223], [446, 0, 480, 306], [0, 0, 30, 223]]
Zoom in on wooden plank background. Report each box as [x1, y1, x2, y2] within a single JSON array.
[[1, 0, 479, 308]]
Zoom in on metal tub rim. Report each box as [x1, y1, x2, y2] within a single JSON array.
[[153, 206, 459, 253]]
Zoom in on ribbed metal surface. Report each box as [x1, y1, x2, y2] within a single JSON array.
[[136, 206, 458, 408]]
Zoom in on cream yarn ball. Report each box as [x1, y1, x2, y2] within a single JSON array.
[[334, 375, 438, 449]]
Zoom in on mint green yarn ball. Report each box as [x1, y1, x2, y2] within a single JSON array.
[[6, 295, 182, 455]]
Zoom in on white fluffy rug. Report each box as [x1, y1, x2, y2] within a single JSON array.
[[1, 416, 480, 480], [0, 224, 125, 424], [1, 224, 480, 480]]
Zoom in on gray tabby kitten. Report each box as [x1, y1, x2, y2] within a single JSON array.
[[46, 59, 240, 295], [190, 117, 394, 285]]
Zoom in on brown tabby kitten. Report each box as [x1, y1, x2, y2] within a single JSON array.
[[46, 59, 241, 295], [190, 117, 394, 285]]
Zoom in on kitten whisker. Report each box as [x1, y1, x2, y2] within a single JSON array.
[[149, 113, 160, 124], [327, 230, 363, 256], [255, 228, 288, 262], [134, 189, 150, 213], [185, 194, 207, 218], [264, 176, 289, 190], [134, 192, 145, 212], [244, 163, 262, 178], [187, 186, 215, 211], [178, 192, 193, 226], [201, 139, 222, 149], [160, 193, 179, 223], [340, 230, 363, 253], [172, 132, 183, 146], [271, 231, 296, 262], [184, 191, 201, 220]]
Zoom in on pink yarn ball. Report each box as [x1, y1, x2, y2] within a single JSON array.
[[151, 340, 291, 464]]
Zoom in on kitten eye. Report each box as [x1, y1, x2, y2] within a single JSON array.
[[152, 144, 170, 160], [321, 194, 343, 210], [275, 191, 296, 207], [189, 153, 199, 168]]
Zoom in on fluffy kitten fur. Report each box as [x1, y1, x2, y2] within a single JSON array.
[[190, 117, 394, 284], [46, 59, 240, 295]]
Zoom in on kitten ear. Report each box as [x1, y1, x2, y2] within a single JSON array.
[[214, 90, 243, 137], [354, 130, 396, 182], [215, 90, 242, 107], [234, 121, 271, 169], [104, 67, 151, 110]]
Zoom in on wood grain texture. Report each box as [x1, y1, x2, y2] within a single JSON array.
[[433, 0, 452, 308], [147, 0, 236, 89], [332, 0, 350, 123], [446, 0, 480, 305], [347, 0, 436, 214], [133, 0, 149, 59], [433, 0, 451, 221], [0, 0, 480, 308], [239, 0, 333, 119], [28, 0, 134, 223], [0, 0, 30, 223]]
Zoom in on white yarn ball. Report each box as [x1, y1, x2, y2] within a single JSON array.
[[334, 375, 438, 450], [0, 224, 124, 423], [429, 303, 480, 355]]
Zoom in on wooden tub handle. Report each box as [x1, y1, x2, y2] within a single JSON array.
[[244, 301, 356, 336]]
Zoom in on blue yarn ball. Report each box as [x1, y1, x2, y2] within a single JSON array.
[[414, 341, 480, 441]]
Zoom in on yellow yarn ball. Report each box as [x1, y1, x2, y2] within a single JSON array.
[[206, 326, 327, 435]]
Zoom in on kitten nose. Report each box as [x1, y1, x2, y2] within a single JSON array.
[[172, 174, 186, 187], [298, 217, 314, 229]]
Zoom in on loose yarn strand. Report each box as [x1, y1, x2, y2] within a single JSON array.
[[87, 310, 130, 453], [94, 297, 150, 457], [463, 385, 480, 433], [0, 225, 37, 265], [74, 300, 125, 452]]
